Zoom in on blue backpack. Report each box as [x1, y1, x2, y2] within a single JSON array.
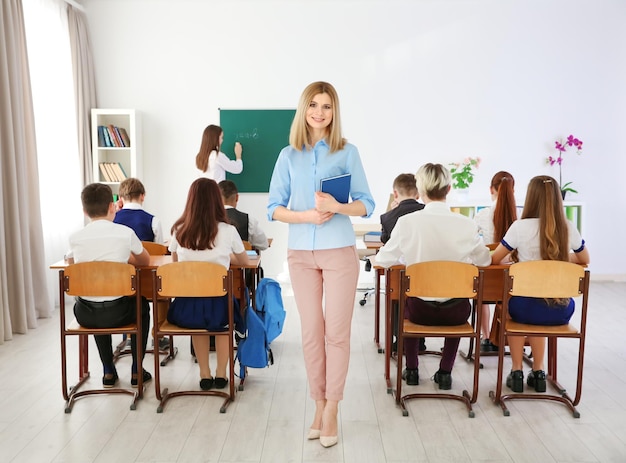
[[236, 278, 286, 379]]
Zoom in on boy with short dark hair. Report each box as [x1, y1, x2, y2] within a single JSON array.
[[68, 183, 152, 388], [380, 173, 424, 244], [379, 173, 426, 362], [218, 180, 269, 251]]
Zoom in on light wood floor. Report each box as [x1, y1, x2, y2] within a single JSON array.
[[1, 280, 625, 462]]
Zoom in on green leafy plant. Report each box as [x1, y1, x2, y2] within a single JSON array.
[[449, 157, 481, 189]]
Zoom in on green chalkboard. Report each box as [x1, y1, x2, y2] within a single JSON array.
[[220, 109, 296, 193]]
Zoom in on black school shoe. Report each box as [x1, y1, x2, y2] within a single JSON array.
[[402, 368, 419, 386], [480, 339, 498, 352], [527, 370, 547, 392], [102, 372, 119, 388], [214, 377, 228, 389], [432, 370, 452, 390], [200, 378, 214, 390], [506, 370, 524, 392], [131, 369, 152, 388]]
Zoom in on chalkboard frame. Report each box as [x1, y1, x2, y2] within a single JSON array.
[[219, 108, 296, 193]]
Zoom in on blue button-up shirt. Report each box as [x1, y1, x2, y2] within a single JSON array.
[[267, 140, 375, 250]]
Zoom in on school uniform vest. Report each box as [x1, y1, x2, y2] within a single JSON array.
[[114, 209, 155, 242], [226, 208, 249, 241]]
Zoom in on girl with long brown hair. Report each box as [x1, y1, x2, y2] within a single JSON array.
[[490, 175, 589, 393], [168, 178, 249, 390], [474, 171, 518, 351]]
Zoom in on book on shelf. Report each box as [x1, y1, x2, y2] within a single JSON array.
[[99, 162, 112, 182], [107, 125, 122, 147], [117, 162, 128, 178], [104, 162, 117, 181], [100, 126, 112, 147], [97, 126, 106, 147], [111, 162, 127, 181], [320, 173, 351, 203], [114, 126, 126, 147], [118, 127, 130, 147], [363, 231, 382, 243]]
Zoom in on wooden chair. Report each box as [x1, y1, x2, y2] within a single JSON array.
[[242, 240, 253, 251], [489, 261, 590, 417], [59, 261, 144, 413], [141, 241, 178, 366], [395, 261, 484, 417], [141, 241, 169, 256], [460, 243, 504, 364], [152, 261, 236, 413], [114, 241, 176, 363]]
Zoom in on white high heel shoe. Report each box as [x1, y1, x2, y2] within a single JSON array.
[[320, 435, 338, 448]]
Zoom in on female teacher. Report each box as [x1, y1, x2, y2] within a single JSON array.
[[267, 81, 375, 448]]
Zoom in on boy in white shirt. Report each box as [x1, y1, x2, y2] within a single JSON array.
[[68, 183, 152, 388]]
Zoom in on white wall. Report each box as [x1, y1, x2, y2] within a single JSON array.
[[83, 0, 626, 278]]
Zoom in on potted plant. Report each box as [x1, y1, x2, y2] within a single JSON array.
[[546, 135, 583, 199], [449, 157, 481, 190]]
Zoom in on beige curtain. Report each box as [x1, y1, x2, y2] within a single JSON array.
[[0, 0, 52, 344], [68, 5, 97, 187]]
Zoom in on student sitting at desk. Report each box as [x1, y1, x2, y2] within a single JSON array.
[[218, 179, 269, 252], [114, 177, 167, 351], [490, 175, 590, 394], [380, 173, 424, 244], [167, 178, 249, 391], [379, 173, 426, 354], [375, 163, 491, 389], [67, 183, 152, 388], [114, 177, 164, 244], [473, 171, 517, 353]]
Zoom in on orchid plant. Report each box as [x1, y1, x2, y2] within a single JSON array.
[[449, 157, 481, 189], [546, 135, 583, 195]]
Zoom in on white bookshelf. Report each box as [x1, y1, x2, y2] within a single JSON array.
[[91, 109, 142, 197]]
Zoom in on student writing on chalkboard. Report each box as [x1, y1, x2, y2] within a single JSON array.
[[267, 81, 375, 449], [195, 124, 243, 182]]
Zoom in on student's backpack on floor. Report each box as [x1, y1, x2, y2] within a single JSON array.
[[236, 278, 286, 380]]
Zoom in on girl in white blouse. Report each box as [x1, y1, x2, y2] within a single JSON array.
[[490, 175, 590, 393], [195, 124, 243, 183], [474, 171, 517, 352]]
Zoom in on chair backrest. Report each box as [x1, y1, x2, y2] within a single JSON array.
[[242, 240, 253, 251], [155, 261, 229, 298], [62, 261, 137, 297], [403, 261, 481, 299], [506, 261, 588, 298], [142, 241, 169, 256]]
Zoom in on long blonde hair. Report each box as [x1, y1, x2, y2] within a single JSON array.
[[289, 81, 346, 153]]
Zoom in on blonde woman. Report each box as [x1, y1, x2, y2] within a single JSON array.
[[267, 82, 375, 448]]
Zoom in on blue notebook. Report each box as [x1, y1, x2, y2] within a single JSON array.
[[320, 173, 351, 203]]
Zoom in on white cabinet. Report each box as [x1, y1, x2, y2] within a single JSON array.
[[91, 109, 141, 197]]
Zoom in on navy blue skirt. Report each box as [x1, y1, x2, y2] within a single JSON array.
[[167, 295, 244, 333], [509, 296, 575, 326]]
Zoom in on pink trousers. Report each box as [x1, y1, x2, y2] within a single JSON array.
[[288, 246, 360, 401]]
